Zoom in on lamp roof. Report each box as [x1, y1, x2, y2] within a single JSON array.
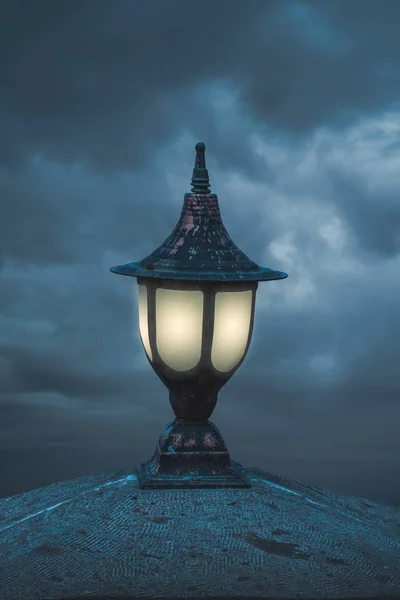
[[110, 142, 288, 282]]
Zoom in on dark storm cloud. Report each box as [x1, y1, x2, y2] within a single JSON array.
[[328, 169, 400, 258], [1, 0, 400, 506], [236, 0, 400, 130], [0, 0, 264, 168], [2, 0, 400, 170], [0, 156, 177, 268], [0, 342, 125, 398]]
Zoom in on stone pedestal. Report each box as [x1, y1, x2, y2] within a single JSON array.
[[0, 467, 399, 599]]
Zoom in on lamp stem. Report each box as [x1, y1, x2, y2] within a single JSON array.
[[168, 390, 218, 421]]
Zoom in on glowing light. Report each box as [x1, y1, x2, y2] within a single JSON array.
[[211, 290, 253, 372], [156, 288, 203, 371]]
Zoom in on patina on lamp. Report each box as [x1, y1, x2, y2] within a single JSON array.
[[110, 142, 288, 489]]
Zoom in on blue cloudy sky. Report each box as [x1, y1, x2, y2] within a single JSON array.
[[1, 0, 399, 505]]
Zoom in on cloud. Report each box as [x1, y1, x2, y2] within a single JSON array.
[[2, 0, 400, 169], [2, 104, 399, 416], [1, 1, 400, 504], [0, 0, 265, 168]]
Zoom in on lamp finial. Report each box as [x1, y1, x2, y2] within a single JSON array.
[[191, 142, 211, 193]]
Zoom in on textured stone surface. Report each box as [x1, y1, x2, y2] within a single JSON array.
[[0, 466, 400, 599]]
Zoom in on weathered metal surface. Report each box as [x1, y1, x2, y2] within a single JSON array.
[[135, 280, 257, 489], [139, 279, 257, 419], [110, 143, 286, 491], [0, 467, 399, 599], [138, 419, 251, 489], [110, 143, 288, 282], [190, 141, 211, 194]]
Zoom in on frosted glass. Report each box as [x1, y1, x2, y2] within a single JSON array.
[[156, 288, 204, 371], [211, 290, 253, 372], [138, 285, 153, 361]]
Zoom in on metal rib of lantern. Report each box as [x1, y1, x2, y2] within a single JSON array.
[[110, 142, 288, 283]]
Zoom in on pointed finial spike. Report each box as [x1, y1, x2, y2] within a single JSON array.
[[195, 142, 206, 166], [191, 141, 211, 193]]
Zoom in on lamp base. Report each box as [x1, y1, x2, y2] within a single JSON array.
[[137, 418, 251, 489]]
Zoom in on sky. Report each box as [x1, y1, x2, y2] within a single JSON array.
[[1, 0, 400, 506]]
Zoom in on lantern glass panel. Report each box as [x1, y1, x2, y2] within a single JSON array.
[[156, 288, 204, 372], [211, 289, 253, 373], [138, 284, 152, 361]]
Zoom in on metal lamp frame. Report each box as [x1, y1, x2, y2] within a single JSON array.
[[111, 142, 287, 489]]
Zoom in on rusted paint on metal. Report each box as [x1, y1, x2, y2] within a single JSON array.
[[138, 419, 250, 489], [110, 143, 288, 283], [171, 432, 183, 449], [203, 432, 218, 450], [184, 434, 197, 448]]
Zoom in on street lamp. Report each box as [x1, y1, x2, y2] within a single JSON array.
[[110, 142, 288, 489]]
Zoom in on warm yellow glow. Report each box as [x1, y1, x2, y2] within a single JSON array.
[[211, 290, 253, 372], [156, 288, 204, 371], [138, 285, 153, 361]]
